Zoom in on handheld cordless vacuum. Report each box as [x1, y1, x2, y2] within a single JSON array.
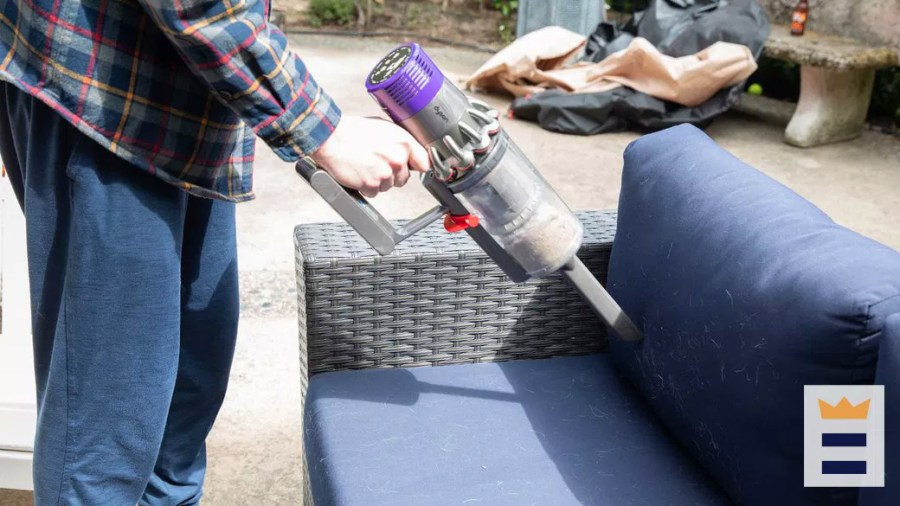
[[296, 43, 642, 342]]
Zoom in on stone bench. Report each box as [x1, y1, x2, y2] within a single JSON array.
[[758, 25, 897, 147]]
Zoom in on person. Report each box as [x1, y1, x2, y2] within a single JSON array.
[[0, 0, 429, 504]]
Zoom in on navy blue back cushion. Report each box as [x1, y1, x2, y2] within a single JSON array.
[[607, 125, 900, 505], [860, 314, 900, 506]]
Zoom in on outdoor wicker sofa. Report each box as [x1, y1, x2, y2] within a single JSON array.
[[294, 125, 900, 506]]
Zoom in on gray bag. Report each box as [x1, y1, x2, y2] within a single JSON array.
[[637, 0, 769, 57]]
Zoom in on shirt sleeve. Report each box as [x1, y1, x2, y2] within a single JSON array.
[[137, 0, 341, 161]]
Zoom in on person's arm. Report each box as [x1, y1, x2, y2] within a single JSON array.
[[138, 0, 428, 196]]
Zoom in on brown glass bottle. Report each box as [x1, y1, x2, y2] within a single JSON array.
[[791, 0, 809, 36]]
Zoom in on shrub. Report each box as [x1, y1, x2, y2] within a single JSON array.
[[871, 67, 900, 126], [605, 0, 649, 13], [491, 0, 518, 43], [307, 0, 356, 27]]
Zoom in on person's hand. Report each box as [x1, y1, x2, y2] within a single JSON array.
[[310, 116, 430, 198]]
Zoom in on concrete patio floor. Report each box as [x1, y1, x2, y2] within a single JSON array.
[[1, 33, 897, 505]]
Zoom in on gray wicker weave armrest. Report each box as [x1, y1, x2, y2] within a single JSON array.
[[294, 209, 618, 386]]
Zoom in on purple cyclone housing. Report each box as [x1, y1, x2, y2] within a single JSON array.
[[365, 43, 445, 122]]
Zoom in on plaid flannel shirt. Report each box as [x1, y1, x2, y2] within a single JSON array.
[[0, 0, 341, 201]]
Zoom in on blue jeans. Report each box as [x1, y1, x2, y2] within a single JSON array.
[[0, 82, 240, 505]]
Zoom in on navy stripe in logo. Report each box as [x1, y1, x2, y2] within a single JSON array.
[[822, 433, 867, 447], [822, 461, 867, 475]]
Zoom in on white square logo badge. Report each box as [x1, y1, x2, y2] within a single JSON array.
[[804, 385, 885, 487]]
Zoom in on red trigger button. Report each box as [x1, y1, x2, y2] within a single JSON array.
[[444, 213, 480, 233]]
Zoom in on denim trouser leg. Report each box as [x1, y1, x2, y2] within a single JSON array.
[[141, 197, 240, 506], [0, 83, 239, 505]]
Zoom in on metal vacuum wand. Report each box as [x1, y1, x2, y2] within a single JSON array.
[[560, 259, 642, 342], [297, 43, 643, 342]]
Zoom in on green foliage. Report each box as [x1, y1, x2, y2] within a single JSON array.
[[404, 3, 422, 25], [307, 0, 356, 27], [605, 0, 649, 13], [497, 19, 515, 43], [871, 67, 900, 125], [491, 0, 518, 17], [491, 0, 517, 43], [746, 56, 801, 102]]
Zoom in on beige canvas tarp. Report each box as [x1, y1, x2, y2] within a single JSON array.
[[467, 26, 757, 108]]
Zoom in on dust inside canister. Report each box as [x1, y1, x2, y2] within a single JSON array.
[[460, 179, 583, 276], [453, 134, 583, 277], [503, 203, 583, 277]]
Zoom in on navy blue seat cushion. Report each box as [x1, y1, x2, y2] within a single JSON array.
[[608, 124, 900, 505], [304, 354, 729, 506]]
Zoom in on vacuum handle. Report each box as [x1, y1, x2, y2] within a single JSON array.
[[296, 158, 446, 255]]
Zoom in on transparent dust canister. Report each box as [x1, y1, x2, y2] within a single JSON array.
[[451, 135, 583, 278]]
